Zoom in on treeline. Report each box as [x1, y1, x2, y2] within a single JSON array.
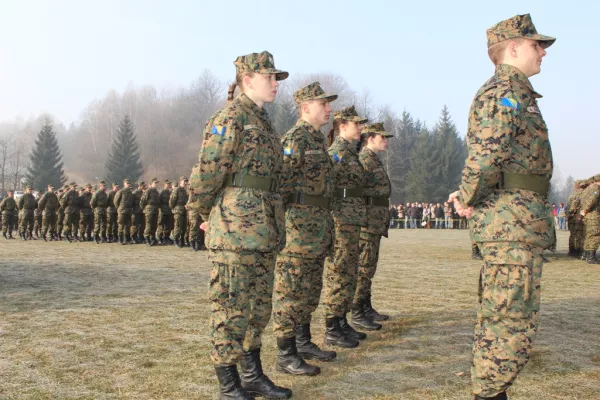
[[0, 70, 574, 204]]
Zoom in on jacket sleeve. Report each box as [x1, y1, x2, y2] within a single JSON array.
[[194, 112, 241, 218], [459, 89, 518, 207], [581, 185, 599, 213], [279, 131, 303, 207]]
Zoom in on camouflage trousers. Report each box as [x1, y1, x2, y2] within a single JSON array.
[[62, 211, 80, 237], [568, 218, 584, 251], [107, 212, 118, 238], [79, 212, 94, 238], [209, 250, 275, 365], [187, 212, 199, 242], [583, 220, 600, 251], [157, 211, 173, 239], [272, 254, 326, 339], [19, 210, 34, 236], [42, 212, 57, 237], [94, 209, 107, 237], [130, 212, 144, 237], [143, 212, 158, 238], [472, 242, 543, 398], [173, 212, 187, 240], [354, 232, 382, 304], [33, 213, 42, 234], [57, 210, 64, 234], [2, 213, 15, 235], [323, 224, 361, 318], [117, 212, 132, 236]]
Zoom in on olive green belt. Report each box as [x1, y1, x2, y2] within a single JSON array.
[[225, 173, 279, 193], [499, 172, 549, 197], [365, 196, 389, 207], [288, 192, 331, 210], [334, 188, 364, 198]]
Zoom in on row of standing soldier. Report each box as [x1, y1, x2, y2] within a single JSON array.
[[566, 174, 600, 264], [0, 178, 206, 250]]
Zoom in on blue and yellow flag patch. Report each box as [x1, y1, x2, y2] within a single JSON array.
[[283, 147, 293, 156], [501, 97, 521, 110], [333, 153, 343, 163], [211, 125, 227, 136]]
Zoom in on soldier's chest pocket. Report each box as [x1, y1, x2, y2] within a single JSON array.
[[522, 111, 551, 169], [304, 149, 329, 172], [241, 126, 283, 169], [372, 167, 388, 184]]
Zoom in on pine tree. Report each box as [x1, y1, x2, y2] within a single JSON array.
[[25, 122, 67, 191], [105, 115, 144, 184]]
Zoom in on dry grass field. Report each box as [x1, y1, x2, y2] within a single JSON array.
[[1, 230, 599, 400]]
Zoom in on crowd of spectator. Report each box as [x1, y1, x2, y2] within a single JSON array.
[[388, 202, 469, 229]]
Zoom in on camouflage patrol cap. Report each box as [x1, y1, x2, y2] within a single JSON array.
[[151, 177, 159, 183], [25, 185, 32, 190], [164, 179, 171, 184], [487, 14, 556, 49], [86, 183, 92, 189], [179, 176, 189, 182], [79, 187, 85, 192], [361, 122, 393, 138], [233, 51, 289, 81], [123, 179, 131, 184], [47, 184, 55, 188], [293, 82, 338, 105], [112, 182, 119, 187], [334, 106, 368, 123], [99, 180, 107, 186], [69, 181, 77, 186], [138, 181, 145, 186]]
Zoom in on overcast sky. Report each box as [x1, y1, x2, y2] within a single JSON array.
[[0, 0, 597, 180]]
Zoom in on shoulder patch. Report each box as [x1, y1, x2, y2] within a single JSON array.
[[333, 153, 344, 163], [501, 97, 521, 110], [211, 125, 226, 136], [283, 146, 294, 156]]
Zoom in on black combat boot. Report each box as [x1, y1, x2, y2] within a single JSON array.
[[119, 234, 125, 245], [581, 251, 588, 261], [21, 232, 26, 241], [240, 348, 292, 399], [102, 235, 107, 243], [158, 235, 164, 245], [214, 364, 254, 400], [95, 235, 100, 244], [587, 250, 599, 264], [324, 317, 359, 348], [351, 302, 382, 331], [364, 295, 389, 321], [295, 323, 336, 361], [474, 391, 507, 400], [568, 245, 576, 257], [192, 240, 198, 251], [176, 236, 183, 248], [127, 235, 135, 245], [339, 314, 367, 340], [472, 244, 483, 260], [276, 337, 320, 376], [541, 254, 550, 263], [42, 234, 47, 242], [65, 233, 73, 243]]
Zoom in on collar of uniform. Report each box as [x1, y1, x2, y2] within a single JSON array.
[[495, 64, 543, 99], [297, 119, 324, 139], [361, 146, 378, 159], [237, 93, 271, 122], [336, 135, 357, 155]]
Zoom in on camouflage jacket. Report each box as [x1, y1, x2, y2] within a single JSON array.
[[91, 190, 109, 210], [107, 190, 118, 214], [18, 193, 36, 211], [159, 189, 172, 215], [80, 192, 93, 216], [580, 183, 600, 224], [114, 188, 134, 214], [328, 135, 366, 227], [38, 192, 59, 215], [0, 197, 17, 214], [194, 93, 284, 252], [140, 188, 160, 215], [132, 189, 143, 214], [360, 147, 390, 237], [169, 186, 189, 214], [459, 64, 554, 249], [186, 191, 199, 217], [566, 188, 583, 220], [278, 119, 334, 258], [60, 189, 81, 213]]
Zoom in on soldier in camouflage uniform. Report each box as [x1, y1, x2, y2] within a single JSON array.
[[18, 185, 36, 240], [33, 192, 42, 238], [449, 14, 556, 400], [186, 185, 201, 251], [189, 166, 206, 251], [157, 179, 173, 245], [57, 185, 67, 240], [194, 51, 291, 399], [323, 105, 368, 348], [567, 180, 586, 258], [60, 182, 80, 242], [141, 177, 160, 246], [352, 123, 394, 331], [170, 176, 189, 248], [39, 184, 59, 241], [79, 184, 94, 241], [1, 189, 17, 239], [114, 179, 135, 245], [271, 82, 338, 376], [106, 183, 119, 243], [91, 181, 109, 243], [580, 174, 600, 264], [130, 181, 145, 244]]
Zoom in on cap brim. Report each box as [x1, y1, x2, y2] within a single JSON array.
[[262, 68, 289, 81], [532, 34, 555, 49], [316, 94, 338, 102]]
